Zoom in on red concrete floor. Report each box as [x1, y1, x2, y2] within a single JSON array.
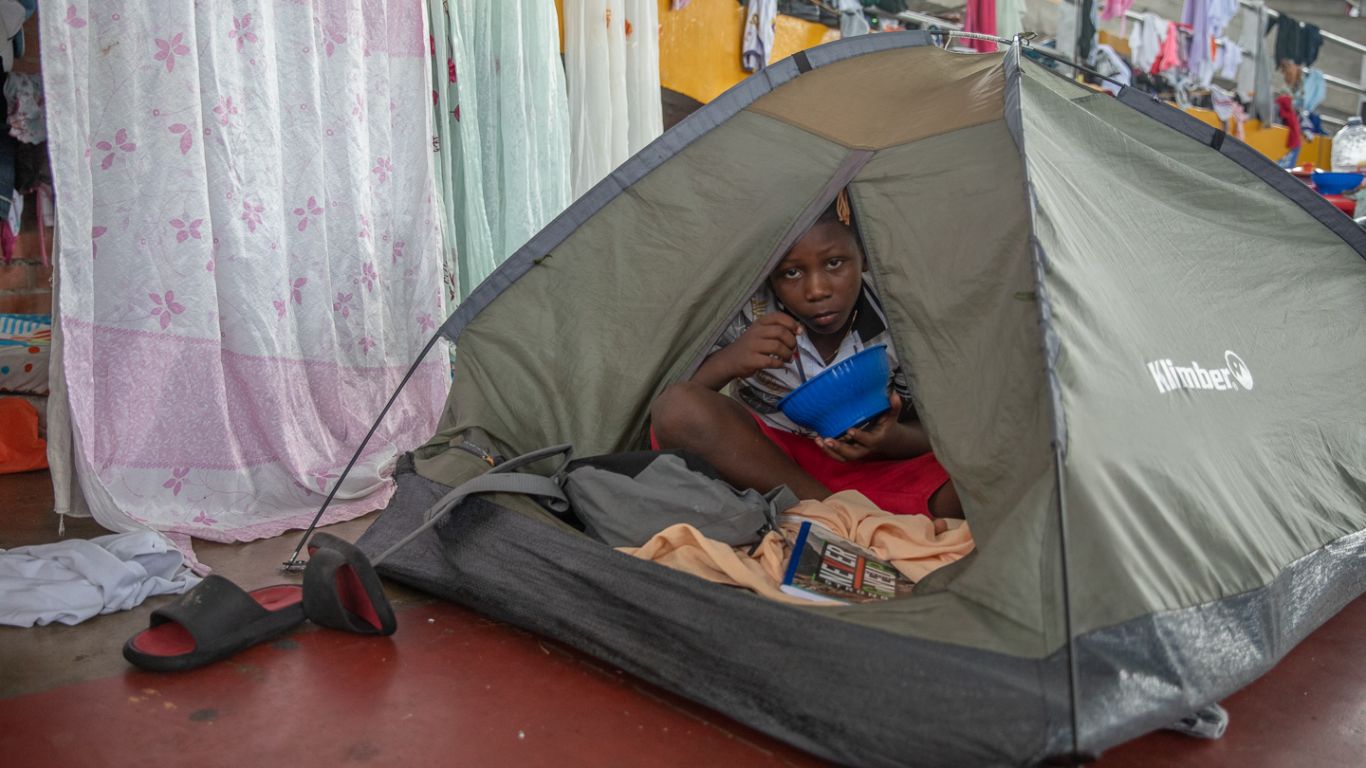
[[2, 469, 1363, 767]]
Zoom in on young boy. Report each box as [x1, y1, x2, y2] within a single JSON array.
[[650, 192, 961, 520]]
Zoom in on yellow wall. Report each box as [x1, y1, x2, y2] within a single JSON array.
[[1183, 107, 1332, 168], [553, 0, 837, 104], [657, 0, 837, 104]]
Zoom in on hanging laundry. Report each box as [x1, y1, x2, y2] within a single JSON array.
[[1088, 44, 1132, 96], [1128, 13, 1163, 74], [1208, 0, 1238, 38], [1234, 6, 1259, 100], [1181, 0, 1212, 84], [434, 0, 574, 300], [623, 0, 664, 155], [1100, 0, 1132, 23], [1301, 23, 1323, 67], [1152, 21, 1181, 74], [964, 0, 997, 53], [1214, 37, 1240, 80], [1268, 15, 1322, 67], [1077, 0, 1099, 64], [1056, 2, 1078, 63], [996, 0, 1026, 44], [1275, 93, 1302, 149], [0, 0, 32, 74], [3, 71, 42, 144], [1211, 87, 1237, 123], [837, 0, 870, 37], [567, 0, 629, 197], [742, 0, 777, 72], [1297, 67, 1326, 114]]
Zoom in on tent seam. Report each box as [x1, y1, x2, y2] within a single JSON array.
[[1005, 45, 1084, 760]]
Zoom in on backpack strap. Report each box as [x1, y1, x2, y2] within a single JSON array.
[[371, 443, 573, 566]]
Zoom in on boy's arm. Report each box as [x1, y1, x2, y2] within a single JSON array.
[[817, 392, 931, 462], [691, 352, 740, 391], [689, 313, 802, 392]]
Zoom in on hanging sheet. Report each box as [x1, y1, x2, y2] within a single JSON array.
[[429, 0, 571, 302], [565, 0, 662, 198], [42, 2, 449, 543]]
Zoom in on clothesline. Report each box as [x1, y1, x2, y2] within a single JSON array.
[[1119, 4, 1358, 118], [1238, 0, 1366, 55]]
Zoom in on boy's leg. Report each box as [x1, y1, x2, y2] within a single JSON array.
[[928, 480, 963, 519], [651, 382, 830, 501]]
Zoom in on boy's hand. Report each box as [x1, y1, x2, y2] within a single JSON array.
[[718, 312, 803, 380], [816, 392, 905, 462]]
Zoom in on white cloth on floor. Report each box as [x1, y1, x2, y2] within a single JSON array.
[[0, 531, 200, 627]]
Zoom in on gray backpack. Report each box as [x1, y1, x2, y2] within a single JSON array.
[[371, 445, 796, 566]]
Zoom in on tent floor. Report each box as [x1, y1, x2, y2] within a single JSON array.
[[2, 468, 1362, 767]]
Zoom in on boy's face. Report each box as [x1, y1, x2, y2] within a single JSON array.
[[769, 219, 864, 337]]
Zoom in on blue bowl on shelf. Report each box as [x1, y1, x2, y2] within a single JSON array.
[[1311, 171, 1363, 196], [778, 345, 891, 438]]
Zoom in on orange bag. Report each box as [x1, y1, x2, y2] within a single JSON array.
[[0, 397, 47, 473]]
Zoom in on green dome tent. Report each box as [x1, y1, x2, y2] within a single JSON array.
[[343, 34, 1366, 766]]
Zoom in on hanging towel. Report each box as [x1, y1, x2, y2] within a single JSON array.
[[1252, 6, 1274, 122], [567, 0, 629, 196], [1128, 13, 1163, 74], [1077, 0, 1098, 63], [1181, 0, 1212, 82], [837, 0, 870, 37], [964, 0, 997, 53], [1214, 37, 1240, 80], [996, 0, 1026, 43], [1234, 6, 1259, 99], [0, 531, 200, 627], [623, 0, 663, 155], [1276, 93, 1302, 149], [742, 0, 777, 72], [1153, 21, 1181, 74]]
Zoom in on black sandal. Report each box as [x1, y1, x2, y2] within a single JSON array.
[[302, 533, 397, 636], [123, 575, 305, 672]]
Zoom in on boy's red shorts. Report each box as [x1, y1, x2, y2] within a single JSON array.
[[651, 413, 950, 517]]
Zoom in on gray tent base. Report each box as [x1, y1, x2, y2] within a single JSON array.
[[356, 459, 1366, 766]]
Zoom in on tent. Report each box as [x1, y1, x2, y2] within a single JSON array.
[[350, 34, 1366, 766]]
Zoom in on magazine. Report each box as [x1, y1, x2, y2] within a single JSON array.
[[779, 520, 914, 604]]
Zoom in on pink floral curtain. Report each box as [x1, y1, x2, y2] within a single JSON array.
[[43, 1, 449, 543]]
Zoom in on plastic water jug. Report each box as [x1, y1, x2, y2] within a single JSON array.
[[1330, 116, 1366, 172]]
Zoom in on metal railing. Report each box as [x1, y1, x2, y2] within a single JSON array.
[[882, 2, 1364, 129]]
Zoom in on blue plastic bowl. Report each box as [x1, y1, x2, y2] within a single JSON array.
[[778, 345, 891, 438], [1312, 171, 1363, 195]]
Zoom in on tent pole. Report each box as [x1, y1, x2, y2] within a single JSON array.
[[1051, 440, 1090, 763], [281, 330, 446, 571]]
